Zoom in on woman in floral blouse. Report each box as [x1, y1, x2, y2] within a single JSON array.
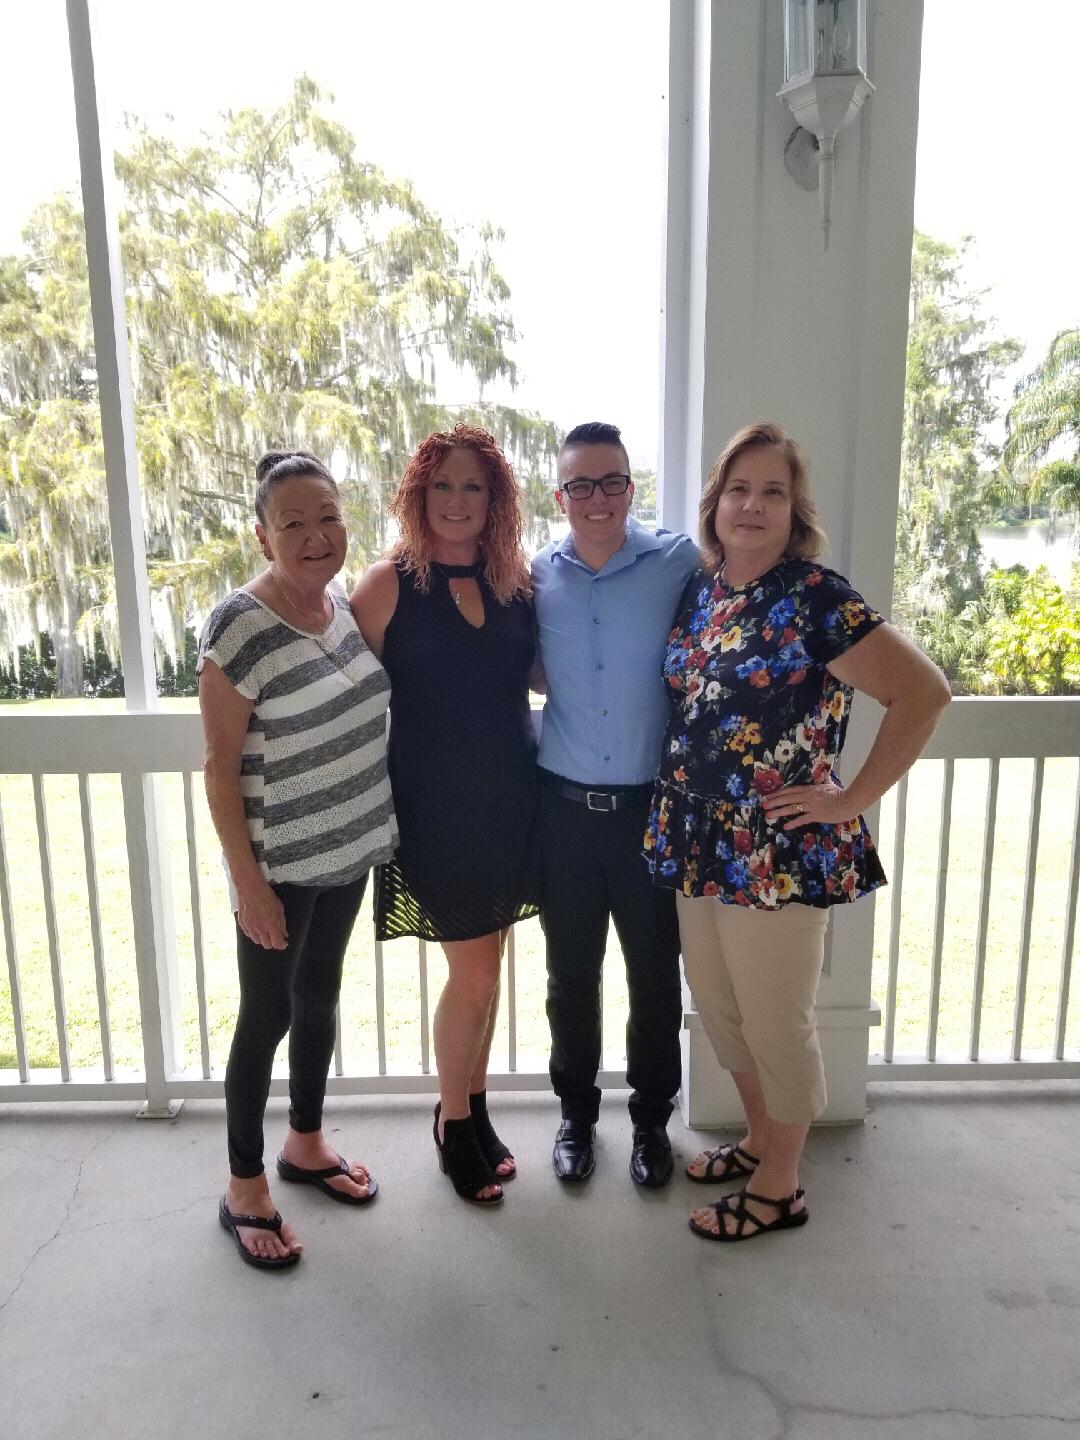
[[644, 422, 950, 1242]]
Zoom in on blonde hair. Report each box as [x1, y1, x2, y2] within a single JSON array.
[[698, 421, 827, 573]]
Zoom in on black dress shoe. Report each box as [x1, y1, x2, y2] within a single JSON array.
[[553, 1119, 596, 1183], [629, 1124, 674, 1188]]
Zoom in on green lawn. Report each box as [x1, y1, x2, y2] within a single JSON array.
[[870, 756, 1079, 1060], [0, 706, 1077, 1075], [0, 700, 630, 1075]]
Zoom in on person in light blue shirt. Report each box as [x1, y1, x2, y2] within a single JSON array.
[[532, 421, 699, 1188]]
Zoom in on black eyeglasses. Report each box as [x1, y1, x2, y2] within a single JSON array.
[[559, 474, 632, 501]]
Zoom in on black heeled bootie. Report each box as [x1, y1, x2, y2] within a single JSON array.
[[469, 1090, 516, 1180], [433, 1103, 504, 1205]]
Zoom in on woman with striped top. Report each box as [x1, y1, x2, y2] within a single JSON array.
[[198, 451, 397, 1271]]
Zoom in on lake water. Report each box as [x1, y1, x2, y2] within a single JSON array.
[[977, 523, 1076, 584], [539, 520, 1076, 585]]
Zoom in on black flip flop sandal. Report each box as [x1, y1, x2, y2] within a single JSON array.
[[275, 1153, 379, 1206], [218, 1197, 300, 1270], [686, 1142, 760, 1184], [689, 1187, 809, 1242]]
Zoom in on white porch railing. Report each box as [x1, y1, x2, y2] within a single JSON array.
[[1, 697, 1077, 1112], [0, 709, 631, 1112], [869, 697, 1080, 1080]]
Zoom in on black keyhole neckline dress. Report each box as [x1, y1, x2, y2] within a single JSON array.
[[373, 559, 541, 942]]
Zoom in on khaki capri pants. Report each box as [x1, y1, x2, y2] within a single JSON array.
[[676, 893, 830, 1125]]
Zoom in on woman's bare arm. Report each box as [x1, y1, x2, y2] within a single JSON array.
[[761, 623, 951, 829], [199, 659, 288, 949], [350, 559, 400, 661]]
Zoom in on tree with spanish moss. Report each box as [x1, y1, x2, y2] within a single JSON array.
[[0, 76, 558, 695], [894, 232, 1021, 635]]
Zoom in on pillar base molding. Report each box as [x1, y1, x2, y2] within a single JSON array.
[[679, 1002, 882, 1128]]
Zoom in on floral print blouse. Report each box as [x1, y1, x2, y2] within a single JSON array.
[[644, 558, 888, 909]]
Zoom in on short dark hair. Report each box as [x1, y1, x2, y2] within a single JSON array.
[[559, 421, 630, 472], [254, 450, 337, 523]]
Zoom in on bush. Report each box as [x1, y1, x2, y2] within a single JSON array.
[[907, 564, 1080, 695]]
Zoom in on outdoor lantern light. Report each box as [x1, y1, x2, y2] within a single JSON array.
[[778, 0, 873, 248]]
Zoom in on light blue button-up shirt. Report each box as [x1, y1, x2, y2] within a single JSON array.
[[532, 518, 700, 785]]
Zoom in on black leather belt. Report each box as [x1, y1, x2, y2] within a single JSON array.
[[538, 770, 654, 813]]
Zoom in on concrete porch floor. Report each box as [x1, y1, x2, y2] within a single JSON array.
[[1, 1084, 1079, 1440]]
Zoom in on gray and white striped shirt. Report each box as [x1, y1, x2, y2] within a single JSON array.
[[197, 590, 397, 893]]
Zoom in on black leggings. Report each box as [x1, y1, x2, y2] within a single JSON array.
[[225, 877, 366, 1178]]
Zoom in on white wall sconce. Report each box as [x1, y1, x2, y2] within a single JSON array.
[[778, 0, 874, 248]]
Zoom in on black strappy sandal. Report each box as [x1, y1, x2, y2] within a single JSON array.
[[276, 1153, 379, 1206], [433, 1103, 504, 1205], [218, 1196, 301, 1270], [469, 1090, 516, 1180], [689, 1187, 809, 1242], [686, 1142, 760, 1184]]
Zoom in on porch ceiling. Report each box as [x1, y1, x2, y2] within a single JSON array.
[[1, 1085, 1078, 1440]]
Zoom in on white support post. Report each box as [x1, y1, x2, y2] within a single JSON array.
[[657, 0, 700, 533], [666, 1, 926, 1126], [66, 0, 183, 1115], [0, 792, 30, 1084], [121, 772, 183, 1116]]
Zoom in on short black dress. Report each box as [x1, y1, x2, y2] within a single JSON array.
[[374, 560, 541, 942]]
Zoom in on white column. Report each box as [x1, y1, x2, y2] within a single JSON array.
[[67, 0, 183, 1113], [661, 1, 926, 1124], [656, 0, 701, 528]]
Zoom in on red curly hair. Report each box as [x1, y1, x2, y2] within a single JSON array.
[[389, 424, 531, 604]]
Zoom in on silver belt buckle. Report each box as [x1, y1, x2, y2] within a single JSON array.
[[586, 790, 615, 812]]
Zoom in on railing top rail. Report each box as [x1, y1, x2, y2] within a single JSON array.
[[1, 712, 205, 773], [0, 696, 1077, 775], [918, 697, 1079, 761]]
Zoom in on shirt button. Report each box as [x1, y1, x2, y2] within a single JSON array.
[[597, 663, 605, 671], [602, 709, 608, 717], [604, 755, 611, 762], [593, 617, 600, 624]]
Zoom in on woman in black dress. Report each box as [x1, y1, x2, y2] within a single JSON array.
[[351, 425, 540, 1204]]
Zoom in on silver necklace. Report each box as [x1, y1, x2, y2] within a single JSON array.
[[267, 569, 330, 631], [435, 562, 477, 608], [266, 570, 366, 691]]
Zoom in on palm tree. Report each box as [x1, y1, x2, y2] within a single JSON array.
[[1029, 460, 1080, 550], [1003, 326, 1080, 547], [1005, 326, 1080, 469]]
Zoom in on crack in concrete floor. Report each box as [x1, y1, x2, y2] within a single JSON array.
[[0, 1120, 123, 1318], [2, 1095, 1078, 1440], [692, 1222, 1080, 1438]]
